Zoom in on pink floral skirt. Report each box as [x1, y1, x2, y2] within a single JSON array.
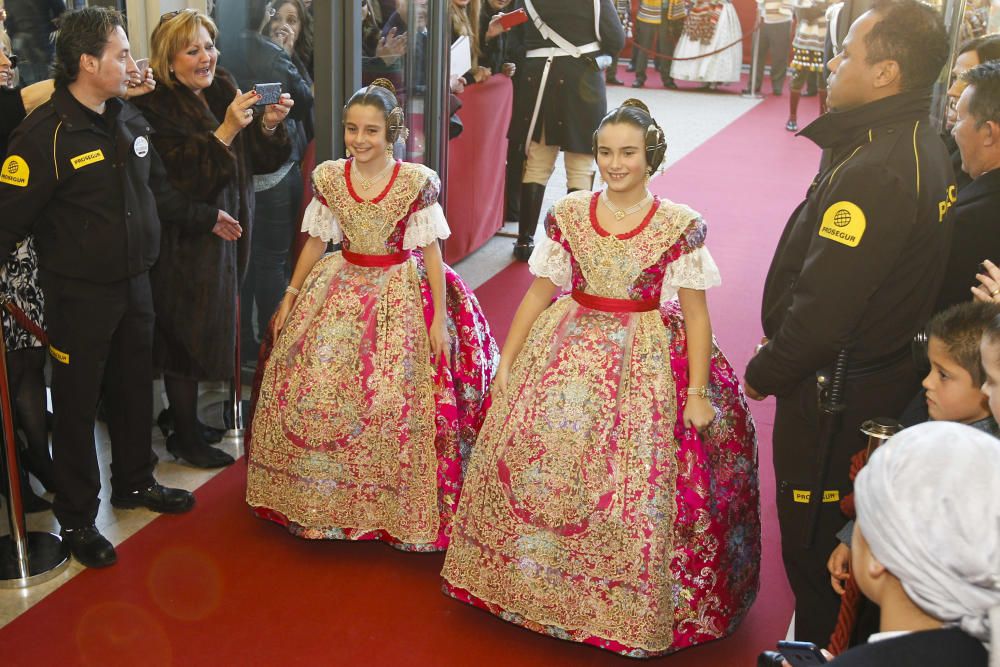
[[247, 252, 497, 551], [441, 299, 759, 654]]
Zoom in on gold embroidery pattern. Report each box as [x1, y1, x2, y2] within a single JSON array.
[[553, 191, 699, 299], [442, 196, 722, 652], [312, 159, 429, 255], [247, 206, 440, 544]]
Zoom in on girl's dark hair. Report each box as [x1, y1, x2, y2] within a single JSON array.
[[263, 0, 314, 73], [345, 78, 406, 143], [592, 98, 667, 172]]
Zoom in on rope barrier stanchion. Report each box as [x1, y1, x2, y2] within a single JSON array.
[[743, 8, 764, 99], [0, 313, 68, 589]]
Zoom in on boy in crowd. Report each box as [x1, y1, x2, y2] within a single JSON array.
[[827, 301, 1000, 628]]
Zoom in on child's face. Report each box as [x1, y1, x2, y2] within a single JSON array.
[[979, 336, 1000, 422], [922, 337, 990, 424]]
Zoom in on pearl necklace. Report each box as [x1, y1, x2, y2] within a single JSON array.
[[601, 190, 651, 220], [355, 157, 395, 191]]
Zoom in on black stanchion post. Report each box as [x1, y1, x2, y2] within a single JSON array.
[[0, 314, 68, 588]]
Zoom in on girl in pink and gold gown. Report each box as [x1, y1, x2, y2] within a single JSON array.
[[246, 80, 498, 552], [441, 100, 760, 655]]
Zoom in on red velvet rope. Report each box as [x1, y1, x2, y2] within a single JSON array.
[[0, 298, 48, 346]]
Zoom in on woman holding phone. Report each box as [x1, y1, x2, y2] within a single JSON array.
[[132, 8, 292, 468]]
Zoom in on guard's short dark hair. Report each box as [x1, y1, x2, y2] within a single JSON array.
[[928, 302, 1000, 386], [53, 7, 125, 88], [865, 0, 948, 92], [961, 60, 1000, 127], [958, 35, 1000, 65]]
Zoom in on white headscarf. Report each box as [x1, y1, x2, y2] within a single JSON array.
[[855, 421, 1000, 667]]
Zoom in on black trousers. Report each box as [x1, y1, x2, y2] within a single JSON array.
[[241, 163, 301, 349], [40, 271, 157, 528], [751, 20, 792, 93], [772, 358, 919, 645], [633, 18, 685, 82]]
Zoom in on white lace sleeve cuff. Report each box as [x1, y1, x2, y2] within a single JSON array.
[[528, 235, 572, 290], [403, 202, 451, 250], [661, 246, 722, 302], [300, 197, 342, 243]]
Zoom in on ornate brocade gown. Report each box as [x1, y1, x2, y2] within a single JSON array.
[[441, 191, 760, 656], [246, 158, 499, 551]]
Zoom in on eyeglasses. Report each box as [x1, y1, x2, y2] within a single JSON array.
[[159, 8, 198, 24]]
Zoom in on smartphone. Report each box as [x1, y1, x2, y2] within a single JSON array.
[[498, 8, 529, 30], [253, 82, 282, 107], [135, 58, 149, 78], [777, 641, 828, 666]]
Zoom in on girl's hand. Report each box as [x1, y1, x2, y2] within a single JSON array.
[[271, 293, 296, 339], [493, 364, 511, 398], [683, 395, 716, 433], [261, 92, 294, 132], [472, 66, 492, 83], [429, 315, 450, 363]]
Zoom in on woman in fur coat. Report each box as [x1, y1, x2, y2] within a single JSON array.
[[134, 9, 291, 467]]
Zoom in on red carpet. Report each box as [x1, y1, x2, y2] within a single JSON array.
[[1, 88, 820, 666]]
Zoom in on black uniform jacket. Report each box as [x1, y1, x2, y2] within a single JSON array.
[[935, 167, 1000, 312], [0, 86, 217, 284], [509, 0, 625, 154], [745, 91, 955, 397], [826, 628, 986, 666]]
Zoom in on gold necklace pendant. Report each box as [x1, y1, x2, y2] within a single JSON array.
[[614, 209, 626, 220]]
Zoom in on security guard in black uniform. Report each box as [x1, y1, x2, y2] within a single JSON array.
[[743, 0, 955, 645], [0, 8, 239, 568]]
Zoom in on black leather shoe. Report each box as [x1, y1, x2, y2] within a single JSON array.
[[165, 434, 235, 469], [631, 79, 645, 88], [111, 482, 195, 514], [605, 76, 624, 85], [61, 525, 117, 568]]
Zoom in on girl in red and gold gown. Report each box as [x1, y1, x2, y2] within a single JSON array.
[[246, 80, 498, 551], [441, 100, 760, 655]]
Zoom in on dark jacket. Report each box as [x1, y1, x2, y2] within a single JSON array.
[[479, 2, 526, 74], [0, 86, 27, 157], [827, 628, 986, 666], [935, 167, 1000, 311], [746, 91, 955, 396], [218, 30, 314, 127], [508, 0, 625, 154], [0, 87, 217, 284], [132, 71, 290, 380]]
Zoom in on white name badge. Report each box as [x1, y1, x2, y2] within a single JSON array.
[[133, 136, 149, 158]]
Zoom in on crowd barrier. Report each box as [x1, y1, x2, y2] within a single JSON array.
[[444, 74, 514, 264]]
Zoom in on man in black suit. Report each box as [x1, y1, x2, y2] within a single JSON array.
[[936, 61, 1000, 312]]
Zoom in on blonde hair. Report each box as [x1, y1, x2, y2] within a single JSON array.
[[450, 0, 481, 67], [150, 8, 219, 90]]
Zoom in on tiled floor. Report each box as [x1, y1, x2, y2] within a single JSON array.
[[0, 80, 760, 628]]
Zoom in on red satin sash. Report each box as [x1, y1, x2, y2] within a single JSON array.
[[341, 249, 412, 267], [571, 291, 659, 313]]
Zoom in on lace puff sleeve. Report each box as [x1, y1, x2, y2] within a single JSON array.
[[661, 217, 722, 303], [403, 172, 451, 250], [528, 210, 572, 290], [300, 195, 343, 244]]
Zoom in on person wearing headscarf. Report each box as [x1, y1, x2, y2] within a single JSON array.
[[829, 421, 999, 666]]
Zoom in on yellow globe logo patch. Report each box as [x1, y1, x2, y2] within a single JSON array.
[[819, 201, 866, 247]]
